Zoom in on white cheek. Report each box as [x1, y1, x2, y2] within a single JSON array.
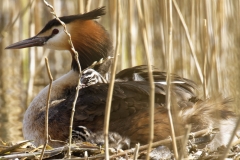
[[44, 32, 69, 50]]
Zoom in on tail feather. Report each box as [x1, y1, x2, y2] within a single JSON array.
[[179, 97, 235, 131], [179, 97, 237, 150]]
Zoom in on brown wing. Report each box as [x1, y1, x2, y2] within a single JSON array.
[[43, 81, 166, 143], [38, 81, 235, 147], [116, 65, 197, 102]]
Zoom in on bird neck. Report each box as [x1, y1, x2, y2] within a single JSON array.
[[69, 20, 113, 74], [25, 70, 79, 115], [23, 70, 79, 144]]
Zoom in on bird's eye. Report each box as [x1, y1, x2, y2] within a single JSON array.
[[52, 29, 59, 35]]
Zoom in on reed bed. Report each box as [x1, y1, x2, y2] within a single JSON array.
[[0, 0, 240, 159]]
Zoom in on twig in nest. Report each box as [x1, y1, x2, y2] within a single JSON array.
[[0, 146, 99, 159], [109, 127, 218, 159], [39, 58, 53, 160], [180, 125, 192, 159], [42, 1, 82, 158], [0, 128, 215, 159], [0, 140, 32, 155], [48, 135, 66, 145], [133, 143, 140, 160]]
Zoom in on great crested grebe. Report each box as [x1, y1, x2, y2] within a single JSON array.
[[6, 7, 236, 149]]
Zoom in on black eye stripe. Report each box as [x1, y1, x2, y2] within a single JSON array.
[[45, 29, 59, 41]]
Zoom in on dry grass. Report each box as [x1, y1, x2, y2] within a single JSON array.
[[0, 0, 240, 159]]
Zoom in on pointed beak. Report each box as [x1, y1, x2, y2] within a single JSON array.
[[5, 36, 48, 49]]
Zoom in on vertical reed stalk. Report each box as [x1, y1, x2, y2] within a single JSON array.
[[203, 19, 208, 98], [166, 0, 178, 159], [103, 1, 121, 159], [39, 58, 53, 160], [42, 1, 82, 158], [173, 0, 203, 84], [136, 1, 155, 159]]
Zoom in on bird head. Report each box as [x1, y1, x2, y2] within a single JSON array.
[[6, 7, 113, 73]]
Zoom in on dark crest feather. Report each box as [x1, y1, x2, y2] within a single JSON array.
[[38, 6, 106, 35]]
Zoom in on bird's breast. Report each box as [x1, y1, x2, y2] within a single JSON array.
[[22, 70, 79, 147]]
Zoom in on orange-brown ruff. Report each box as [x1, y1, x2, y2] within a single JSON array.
[[6, 7, 236, 149]]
